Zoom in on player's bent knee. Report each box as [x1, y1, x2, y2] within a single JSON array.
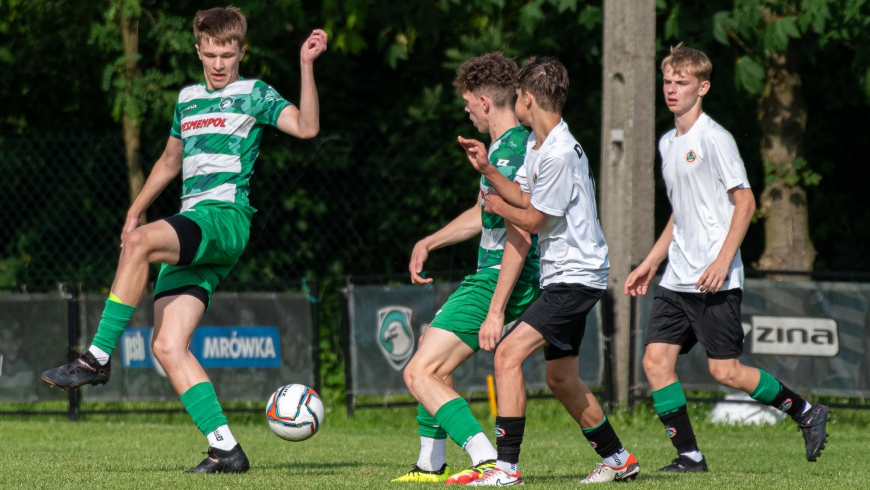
[[643, 351, 670, 377], [709, 364, 739, 387], [151, 336, 186, 364]]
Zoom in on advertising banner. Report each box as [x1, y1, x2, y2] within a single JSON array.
[[346, 282, 603, 397], [80, 292, 313, 402], [634, 279, 870, 397], [0, 293, 70, 403]]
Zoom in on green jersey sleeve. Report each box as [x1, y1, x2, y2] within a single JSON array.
[[252, 80, 293, 126], [170, 97, 182, 138]]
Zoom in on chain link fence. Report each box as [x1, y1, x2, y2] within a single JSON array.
[[0, 131, 481, 289]]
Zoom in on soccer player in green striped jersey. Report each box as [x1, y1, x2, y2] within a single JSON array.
[[41, 7, 327, 473], [391, 53, 540, 485]]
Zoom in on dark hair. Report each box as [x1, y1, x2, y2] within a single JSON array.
[[516, 56, 569, 113], [453, 53, 519, 108]]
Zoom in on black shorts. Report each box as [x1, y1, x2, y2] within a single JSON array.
[[510, 282, 604, 361], [645, 287, 744, 359]]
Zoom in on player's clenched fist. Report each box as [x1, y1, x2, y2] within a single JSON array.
[[301, 29, 328, 64]]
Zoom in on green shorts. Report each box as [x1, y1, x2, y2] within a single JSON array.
[[429, 268, 539, 351], [154, 201, 253, 307]]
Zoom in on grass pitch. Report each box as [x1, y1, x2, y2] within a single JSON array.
[[1, 398, 867, 489]]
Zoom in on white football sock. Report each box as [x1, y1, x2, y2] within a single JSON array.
[[87, 345, 110, 365], [603, 447, 630, 468], [802, 401, 812, 415], [496, 460, 519, 474], [463, 432, 497, 465], [680, 449, 703, 462], [416, 436, 446, 471], [207, 424, 238, 451]]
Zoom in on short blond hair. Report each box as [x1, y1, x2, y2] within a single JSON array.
[[193, 6, 247, 47], [661, 43, 712, 81]]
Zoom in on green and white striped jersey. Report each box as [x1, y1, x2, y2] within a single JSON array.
[[169, 78, 292, 212], [479, 125, 540, 285]]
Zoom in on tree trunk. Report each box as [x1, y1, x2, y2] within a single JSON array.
[[757, 47, 815, 274], [120, 6, 146, 224]]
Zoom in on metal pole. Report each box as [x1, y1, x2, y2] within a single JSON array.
[[309, 279, 322, 395], [66, 284, 81, 422], [340, 283, 354, 417]]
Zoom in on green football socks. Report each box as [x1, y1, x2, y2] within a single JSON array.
[[181, 382, 228, 436], [749, 369, 781, 404], [417, 404, 448, 439], [434, 397, 484, 448], [90, 297, 136, 354]]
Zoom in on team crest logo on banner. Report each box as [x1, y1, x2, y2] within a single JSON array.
[[685, 150, 697, 164], [377, 307, 415, 371]]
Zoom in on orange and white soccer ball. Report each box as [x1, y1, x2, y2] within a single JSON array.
[[266, 384, 325, 441]]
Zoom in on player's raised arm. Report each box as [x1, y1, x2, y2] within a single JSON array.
[[276, 29, 328, 139], [458, 136, 528, 208], [121, 136, 184, 244], [483, 192, 547, 234], [409, 202, 482, 285]]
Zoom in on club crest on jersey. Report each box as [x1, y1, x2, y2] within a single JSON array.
[[685, 150, 697, 164], [532, 173, 538, 184], [219, 96, 235, 111], [376, 307, 415, 371]]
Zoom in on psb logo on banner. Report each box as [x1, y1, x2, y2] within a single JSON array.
[[120, 327, 167, 377], [377, 307, 415, 371], [749, 316, 839, 357]]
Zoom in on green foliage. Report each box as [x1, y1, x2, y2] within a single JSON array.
[[734, 55, 766, 94], [764, 156, 823, 187], [90, 1, 191, 128]]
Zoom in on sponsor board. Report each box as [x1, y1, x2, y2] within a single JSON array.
[[376, 307, 415, 371], [748, 316, 838, 357], [121, 326, 282, 369]]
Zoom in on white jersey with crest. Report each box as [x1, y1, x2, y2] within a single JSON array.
[[516, 120, 609, 288], [659, 113, 750, 292]]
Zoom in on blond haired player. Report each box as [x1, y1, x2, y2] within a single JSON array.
[[43, 7, 327, 473], [625, 44, 829, 472]]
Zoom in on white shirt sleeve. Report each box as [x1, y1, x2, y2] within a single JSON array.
[[530, 156, 573, 217], [709, 130, 750, 190], [515, 163, 530, 193]]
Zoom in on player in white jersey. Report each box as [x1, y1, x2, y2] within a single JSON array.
[[461, 56, 639, 485], [42, 7, 327, 473], [624, 45, 829, 472]]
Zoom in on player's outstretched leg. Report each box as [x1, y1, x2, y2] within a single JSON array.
[[391, 404, 451, 482], [42, 220, 180, 390], [744, 368, 829, 462], [544, 355, 639, 483]]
